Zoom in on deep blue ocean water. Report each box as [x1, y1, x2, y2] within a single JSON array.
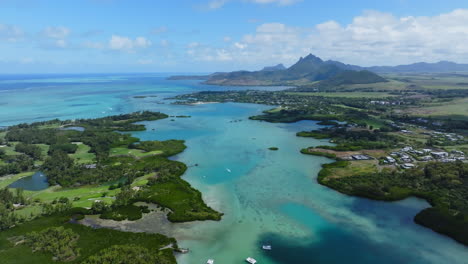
[[1, 74, 467, 264]]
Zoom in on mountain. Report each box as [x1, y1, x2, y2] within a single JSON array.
[[201, 54, 379, 86], [366, 61, 468, 73], [168, 54, 387, 86], [261, 64, 286, 72]]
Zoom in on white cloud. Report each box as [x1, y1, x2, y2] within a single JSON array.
[[186, 9, 468, 67], [109, 35, 152, 51], [39, 26, 71, 48], [234, 42, 247, 49], [0, 23, 24, 42], [42, 26, 70, 39]]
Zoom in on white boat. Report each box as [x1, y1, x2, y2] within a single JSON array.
[[262, 245, 272, 250], [226, 168, 232, 173], [207, 259, 214, 264], [246, 257, 257, 264]]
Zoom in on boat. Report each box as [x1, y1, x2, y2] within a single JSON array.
[[262, 245, 272, 250], [246, 257, 257, 264], [207, 259, 214, 264], [226, 168, 232, 173]]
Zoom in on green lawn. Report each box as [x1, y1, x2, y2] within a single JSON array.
[[109, 147, 162, 158], [410, 98, 468, 120], [36, 144, 50, 157], [69, 143, 95, 164], [1, 143, 20, 156], [24, 185, 120, 208]]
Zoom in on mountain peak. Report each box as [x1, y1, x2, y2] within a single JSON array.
[[288, 53, 326, 74], [261, 64, 286, 72], [301, 54, 323, 63]]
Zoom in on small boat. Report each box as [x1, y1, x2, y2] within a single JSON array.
[[178, 248, 189, 254], [246, 257, 257, 264], [226, 168, 232, 173], [207, 259, 214, 264], [262, 245, 272, 250]]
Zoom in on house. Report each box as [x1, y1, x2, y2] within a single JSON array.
[[422, 149, 432, 154], [401, 163, 415, 169], [411, 150, 424, 156], [441, 158, 457, 163], [385, 156, 396, 163], [84, 164, 97, 169], [431, 152, 449, 159], [401, 146, 413, 152], [420, 156, 433, 161], [451, 150, 465, 156], [352, 155, 373, 161], [132, 186, 141, 192]]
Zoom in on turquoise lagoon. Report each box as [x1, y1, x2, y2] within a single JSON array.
[[1, 74, 467, 264]]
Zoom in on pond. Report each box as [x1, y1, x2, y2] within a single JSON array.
[[9, 172, 50, 191]]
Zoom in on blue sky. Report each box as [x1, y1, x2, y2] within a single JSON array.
[[1, 0, 468, 73]]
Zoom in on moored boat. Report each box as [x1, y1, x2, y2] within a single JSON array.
[[246, 257, 257, 264]]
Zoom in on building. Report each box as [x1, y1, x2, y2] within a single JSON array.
[[420, 156, 433, 161], [401, 163, 415, 169], [352, 155, 373, 161], [431, 152, 449, 159]]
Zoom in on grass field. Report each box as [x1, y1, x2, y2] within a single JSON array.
[[286, 92, 396, 98], [328, 160, 378, 178], [343, 80, 409, 91], [1, 143, 20, 156], [24, 185, 119, 208], [383, 73, 468, 90], [408, 98, 468, 120], [69, 143, 95, 164], [109, 147, 163, 158]]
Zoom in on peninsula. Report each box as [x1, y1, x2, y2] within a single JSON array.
[[0, 111, 222, 263]]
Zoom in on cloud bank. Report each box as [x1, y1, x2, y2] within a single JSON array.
[[187, 9, 468, 67]]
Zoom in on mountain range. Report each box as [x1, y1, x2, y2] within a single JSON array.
[[168, 54, 468, 87]]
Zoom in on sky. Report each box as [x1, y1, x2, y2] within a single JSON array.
[[1, 0, 468, 73]]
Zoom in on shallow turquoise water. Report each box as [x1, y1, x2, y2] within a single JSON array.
[[1, 74, 468, 264]]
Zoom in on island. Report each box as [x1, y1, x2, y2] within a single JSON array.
[[0, 111, 222, 263]]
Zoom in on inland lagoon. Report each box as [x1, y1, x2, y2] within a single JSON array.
[[1, 74, 468, 264]]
